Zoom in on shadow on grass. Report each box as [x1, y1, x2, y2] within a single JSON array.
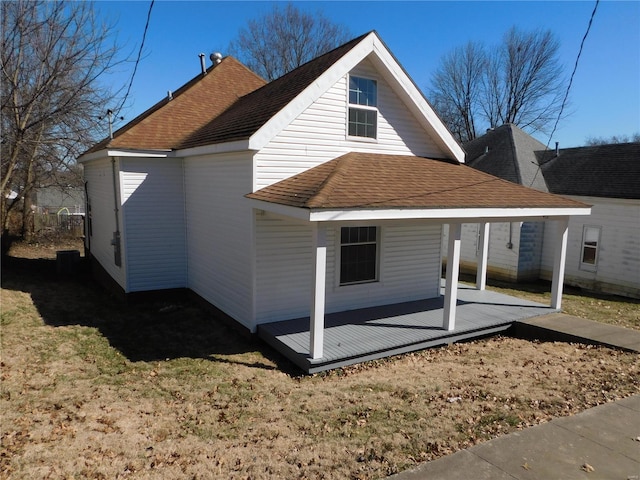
[[1, 255, 299, 374]]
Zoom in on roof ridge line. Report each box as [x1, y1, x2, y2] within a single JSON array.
[[307, 155, 350, 207]]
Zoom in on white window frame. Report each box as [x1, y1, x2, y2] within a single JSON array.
[[346, 74, 378, 142], [580, 225, 601, 272], [337, 225, 380, 286]]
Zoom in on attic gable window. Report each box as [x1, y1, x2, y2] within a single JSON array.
[[348, 76, 377, 139]]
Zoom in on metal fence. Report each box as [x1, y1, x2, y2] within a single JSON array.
[[34, 212, 84, 237]]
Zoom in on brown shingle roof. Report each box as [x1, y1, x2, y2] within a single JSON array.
[[178, 33, 370, 149], [85, 57, 266, 154], [247, 153, 587, 210]]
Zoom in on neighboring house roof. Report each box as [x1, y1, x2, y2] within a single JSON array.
[[466, 126, 640, 200], [464, 124, 549, 192], [539, 142, 640, 199], [85, 57, 266, 154], [247, 152, 585, 210]]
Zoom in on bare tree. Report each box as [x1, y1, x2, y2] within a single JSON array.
[[429, 42, 486, 142], [1, 0, 121, 239], [429, 27, 565, 142], [488, 27, 565, 131], [228, 3, 350, 81], [585, 133, 640, 145]]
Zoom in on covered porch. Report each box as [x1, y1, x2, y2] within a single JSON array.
[[247, 153, 591, 373], [258, 282, 558, 373]]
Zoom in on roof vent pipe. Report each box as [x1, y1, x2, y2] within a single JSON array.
[[485, 146, 489, 154], [555, 141, 559, 156], [210, 52, 223, 65], [199, 53, 206, 75]]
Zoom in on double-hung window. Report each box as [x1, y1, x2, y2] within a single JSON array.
[[580, 225, 601, 271], [340, 226, 378, 285], [348, 76, 377, 139]]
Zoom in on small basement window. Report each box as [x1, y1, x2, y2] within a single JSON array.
[[340, 226, 378, 285], [348, 76, 377, 139], [580, 225, 600, 271]]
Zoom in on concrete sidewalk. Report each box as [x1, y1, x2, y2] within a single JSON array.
[[388, 395, 640, 480], [513, 313, 640, 353], [389, 316, 640, 480]]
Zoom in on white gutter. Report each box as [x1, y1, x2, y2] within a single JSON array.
[[247, 198, 591, 223]]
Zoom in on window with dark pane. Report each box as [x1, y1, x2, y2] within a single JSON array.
[[348, 109, 377, 138], [581, 226, 600, 266], [349, 76, 377, 107], [348, 76, 377, 139], [340, 226, 378, 285]]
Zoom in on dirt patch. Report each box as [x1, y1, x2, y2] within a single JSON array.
[[2, 243, 639, 479]]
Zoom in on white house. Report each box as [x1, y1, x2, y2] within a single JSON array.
[[459, 124, 639, 299], [79, 32, 590, 370], [539, 143, 640, 298]]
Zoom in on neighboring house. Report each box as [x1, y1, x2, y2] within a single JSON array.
[[35, 186, 85, 215], [79, 32, 589, 367], [459, 124, 639, 299]]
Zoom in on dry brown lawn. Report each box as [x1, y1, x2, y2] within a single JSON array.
[[2, 240, 639, 479]]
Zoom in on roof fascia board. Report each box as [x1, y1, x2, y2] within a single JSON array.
[[248, 198, 311, 221], [247, 198, 590, 223], [78, 148, 173, 163], [369, 38, 465, 163], [308, 206, 591, 222], [248, 33, 376, 151], [177, 139, 252, 158]]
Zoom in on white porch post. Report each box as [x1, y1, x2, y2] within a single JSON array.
[[443, 223, 462, 331], [551, 217, 569, 309], [310, 223, 327, 359], [476, 222, 490, 290]]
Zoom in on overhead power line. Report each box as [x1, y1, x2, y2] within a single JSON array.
[[529, 0, 599, 186], [114, 0, 155, 121]]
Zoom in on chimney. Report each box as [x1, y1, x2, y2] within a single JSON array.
[[199, 53, 206, 75]]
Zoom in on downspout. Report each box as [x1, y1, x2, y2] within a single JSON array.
[[84, 181, 91, 256], [111, 157, 122, 267]]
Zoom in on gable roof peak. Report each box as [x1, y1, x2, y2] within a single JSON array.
[[464, 124, 549, 191]]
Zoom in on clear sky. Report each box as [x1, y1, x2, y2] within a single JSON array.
[[96, 1, 640, 148]]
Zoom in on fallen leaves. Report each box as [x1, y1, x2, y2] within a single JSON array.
[[581, 462, 595, 472]]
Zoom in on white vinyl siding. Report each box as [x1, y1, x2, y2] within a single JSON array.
[[541, 197, 640, 298], [254, 59, 446, 189], [517, 221, 545, 281], [443, 222, 521, 282], [83, 157, 126, 289], [184, 152, 255, 329], [255, 215, 442, 324], [120, 158, 187, 292]]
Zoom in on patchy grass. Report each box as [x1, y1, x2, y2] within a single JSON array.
[[2, 242, 639, 479], [480, 277, 640, 330]]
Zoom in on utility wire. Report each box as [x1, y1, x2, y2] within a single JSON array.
[[530, 0, 599, 185], [114, 0, 155, 122]]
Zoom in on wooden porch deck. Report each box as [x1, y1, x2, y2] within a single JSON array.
[[258, 283, 558, 373]]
